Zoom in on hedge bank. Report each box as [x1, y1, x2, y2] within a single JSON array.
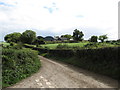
[[47, 47, 119, 79], [2, 48, 41, 88], [24, 44, 120, 80]]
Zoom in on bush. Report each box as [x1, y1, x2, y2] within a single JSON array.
[[69, 40, 78, 43], [56, 44, 69, 49], [46, 47, 120, 80], [10, 42, 15, 46], [11, 44, 23, 49], [48, 49, 75, 57], [76, 47, 119, 79], [2, 48, 41, 88]]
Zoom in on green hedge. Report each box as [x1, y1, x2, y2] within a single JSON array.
[[47, 47, 120, 80], [48, 49, 75, 57], [24, 44, 120, 79], [2, 48, 41, 88]]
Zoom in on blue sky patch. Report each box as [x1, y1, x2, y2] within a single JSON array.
[[0, 2, 14, 7], [43, 2, 58, 13]]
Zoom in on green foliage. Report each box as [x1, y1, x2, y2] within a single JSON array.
[[11, 43, 23, 49], [0, 42, 10, 48], [73, 29, 84, 41], [4, 32, 21, 43], [61, 34, 72, 40], [44, 36, 54, 41], [40, 42, 88, 49], [48, 49, 75, 58], [10, 42, 15, 46], [56, 44, 69, 49], [34, 38, 45, 45], [20, 30, 36, 44], [2, 48, 41, 88], [46, 47, 120, 79], [99, 34, 108, 42], [37, 36, 44, 40], [89, 36, 98, 42]]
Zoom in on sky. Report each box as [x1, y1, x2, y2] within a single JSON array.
[[0, 0, 119, 41]]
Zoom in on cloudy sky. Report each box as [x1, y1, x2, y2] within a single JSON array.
[[0, 0, 119, 41]]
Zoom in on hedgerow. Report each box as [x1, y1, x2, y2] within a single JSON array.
[[2, 48, 41, 88], [24, 44, 120, 79], [47, 47, 120, 79]]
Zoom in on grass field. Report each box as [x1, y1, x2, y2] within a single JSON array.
[[40, 42, 120, 49], [40, 42, 88, 49]]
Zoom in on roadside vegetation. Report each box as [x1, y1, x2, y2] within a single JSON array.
[[44, 47, 119, 80], [28, 41, 119, 50], [1, 40, 41, 88], [2, 28, 120, 87]]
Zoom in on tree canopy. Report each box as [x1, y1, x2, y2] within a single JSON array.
[[99, 34, 108, 42], [4, 32, 21, 43], [37, 36, 44, 39], [61, 34, 72, 40], [73, 29, 84, 41], [89, 36, 98, 42], [20, 30, 36, 44]]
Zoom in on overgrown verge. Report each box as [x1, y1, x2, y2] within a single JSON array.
[[2, 48, 41, 88], [24, 44, 120, 80], [45, 47, 120, 80]]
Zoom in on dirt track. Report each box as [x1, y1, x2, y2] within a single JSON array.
[[9, 56, 118, 88]]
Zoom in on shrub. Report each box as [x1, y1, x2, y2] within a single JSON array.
[[10, 42, 14, 46], [75, 47, 120, 79], [106, 40, 111, 43], [56, 44, 69, 49], [48, 49, 75, 57], [2, 48, 41, 88], [46, 47, 120, 79], [89, 36, 98, 42], [69, 40, 78, 43], [44, 46, 50, 49], [11, 44, 23, 49]]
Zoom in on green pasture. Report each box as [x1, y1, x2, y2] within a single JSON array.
[[40, 42, 119, 49], [41, 42, 88, 49]]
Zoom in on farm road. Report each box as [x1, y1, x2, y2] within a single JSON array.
[[9, 56, 118, 88]]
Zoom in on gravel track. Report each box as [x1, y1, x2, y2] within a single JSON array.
[[9, 56, 118, 88]]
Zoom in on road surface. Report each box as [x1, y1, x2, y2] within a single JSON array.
[[9, 56, 118, 88]]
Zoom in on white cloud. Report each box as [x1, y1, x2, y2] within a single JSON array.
[[0, 0, 119, 41]]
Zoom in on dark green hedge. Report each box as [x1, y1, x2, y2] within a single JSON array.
[[48, 49, 75, 57], [23, 44, 120, 79], [2, 48, 41, 88], [75, 47, 119, 79], [47, 47, 120, 80], [24, 44, 48, 54]]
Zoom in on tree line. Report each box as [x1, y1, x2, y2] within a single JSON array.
[[4, 29, 108, 44]]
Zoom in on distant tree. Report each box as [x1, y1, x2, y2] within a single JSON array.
[[73, 29, 84, 41], [4, 32, 21, 43], [54, 36, 59, 39], [117, 39, 120, 42], [20, 30, 36, 44], [44, 36, 54, 41], [34, 36, 45, 45], [37, 36, 44, 40], [61, 34, 72, 40], [34, 38, 45, 46], [89, 36, 98, 42], [54, 36, 61, 40], [99, 34, 108, 42]]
